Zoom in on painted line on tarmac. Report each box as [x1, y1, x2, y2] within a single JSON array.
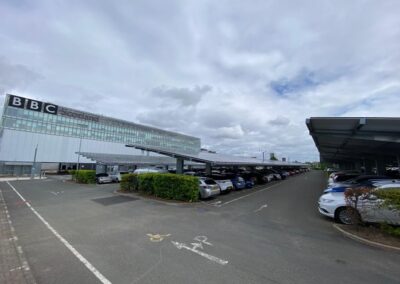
[[6, 181, 112, 284], [219, 179, 289, 207], [254, 204, 268, 213]]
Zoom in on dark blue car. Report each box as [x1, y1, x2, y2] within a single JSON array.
[[323, 175, 391, 193], [245, 179, 254, 188], [231, 176, 246, 190]]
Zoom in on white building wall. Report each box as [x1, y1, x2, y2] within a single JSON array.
[[0, 129, 144, 163]]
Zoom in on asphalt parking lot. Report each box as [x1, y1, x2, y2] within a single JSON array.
[[1, 171, 400, 284]]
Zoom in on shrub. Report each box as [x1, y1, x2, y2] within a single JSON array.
[[153, 174, 199, 202], [343, 186, 374, 224], [120, 174, 138, 192], [74, 170, 96, 184], [137, 173, 156, 194], [119, 173, 199, 202], [375, 189, 400, 211], [380, 223, 400, 238]]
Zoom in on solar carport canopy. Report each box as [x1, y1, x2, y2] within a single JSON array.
[[306, 117, 400, 162], [125, 144, 305, 167], [78, 152, 180, 165]]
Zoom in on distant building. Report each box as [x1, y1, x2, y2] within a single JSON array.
[[0, 94, 200, 175]]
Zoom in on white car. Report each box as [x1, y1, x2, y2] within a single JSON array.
[[110, 171, 129, 182], [318, 184, 400, 225], [133, 168, 167, 174], [214, 179, 234, 193]]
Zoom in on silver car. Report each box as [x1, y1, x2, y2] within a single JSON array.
[[96, 173, 113, 184], [110, 171, 129, 183], [199, 177, 221, 199]]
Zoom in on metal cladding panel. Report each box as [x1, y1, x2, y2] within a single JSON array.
[[0, 129, 144, 163], [307, 117, 400, 163]]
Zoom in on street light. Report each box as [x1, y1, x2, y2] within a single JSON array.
[[30, 144, 38, 179], [261, 150, 267, 163], [76, 123, 87, 177]]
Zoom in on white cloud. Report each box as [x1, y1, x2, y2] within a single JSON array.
[[1, 0, 399, 162]]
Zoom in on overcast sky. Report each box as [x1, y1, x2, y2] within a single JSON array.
[[1, 0, 399, 162]]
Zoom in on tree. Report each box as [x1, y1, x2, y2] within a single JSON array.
[[270, 153, 278, 161], [343, 186, 373, 224]]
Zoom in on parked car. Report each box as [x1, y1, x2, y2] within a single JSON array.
[[239, 171, 257, 187], [198, 177, 221, 199], [210, 174, 234, 193], [269, 169, 282, 180], [110, 171, 129, 183], [263, 170, 275, 183], [327, 173, 360, 186], [318, 184, 400, 225], [96, 173, 113, 184], [133, 168, 167, 174], [276, 170, 289, 180], [231, 176, 246, 189], [324, 175, 391, 193], [245, 179, 255, 188]]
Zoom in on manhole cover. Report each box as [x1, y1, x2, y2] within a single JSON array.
[[92, 196, 137, 206]]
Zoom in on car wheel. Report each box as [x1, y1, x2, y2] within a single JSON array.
[[335, 207, 360, 225]]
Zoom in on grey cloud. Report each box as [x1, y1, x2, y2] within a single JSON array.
[[0, 57, 42, 93], [269, 116, 290, 126], [151, 85, 212, 106], [1, 1, 399, 162], [211, 125, 245, 140]]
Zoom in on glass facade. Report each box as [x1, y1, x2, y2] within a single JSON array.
[[0, 96, 201, 155]]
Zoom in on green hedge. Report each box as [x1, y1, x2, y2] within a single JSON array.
[[120, 173, 199, 202], [70, 170, 96, 184], [138, 173, 156, 194], [153, 174, 198, 201], [375, 189, 400, 211], [120, 174, 138, 191], [380, 223, 400, 238]]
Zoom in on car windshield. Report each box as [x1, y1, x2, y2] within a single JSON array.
[[204, 179, 217, 185]]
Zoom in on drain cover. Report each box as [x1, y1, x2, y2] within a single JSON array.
[[92, 196, 137, 206]]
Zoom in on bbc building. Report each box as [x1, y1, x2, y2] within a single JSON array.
[[0, 94, 201, 176]]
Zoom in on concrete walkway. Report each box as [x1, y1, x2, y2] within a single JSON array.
[[0, 177, 46, 182], [0, 188, 35, 284]]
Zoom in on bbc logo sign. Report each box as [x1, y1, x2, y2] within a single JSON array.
[[8, 95, 58, 115]]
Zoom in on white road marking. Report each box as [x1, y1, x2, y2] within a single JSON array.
[[171, 241, 228, 265], [254, 204, 268, 213], [193, 235, 213, 246], [6, 181, 112, 284], [9, 266, 23, 272], [0, 187, 33, 277], [50, 191, 64, 196], [219, 180, 288, 207], [190, 242, 203, 250]]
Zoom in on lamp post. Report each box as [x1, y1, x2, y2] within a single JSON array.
[[76, 123, 87, 177], [261, 150, 267, 163], [31, 144, 38, 179]]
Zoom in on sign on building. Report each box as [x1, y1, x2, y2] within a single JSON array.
[[8, 94, 58, 115]]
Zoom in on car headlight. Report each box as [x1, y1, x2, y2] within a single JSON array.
[[320, 198, 334, 203]]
